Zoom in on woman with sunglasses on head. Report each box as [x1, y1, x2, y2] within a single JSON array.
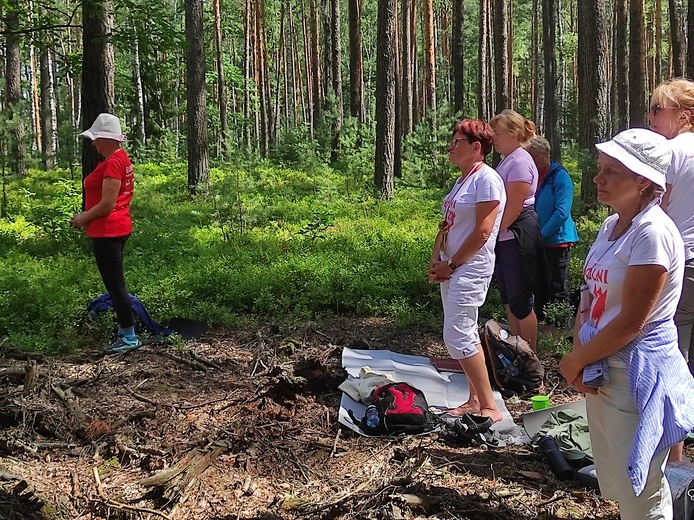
[[648, 79, 694, 463], [489, 109, 545, 352], [559, 128, 694, 520], [648, 79, 694, 374], [427, 119, 506, 421]]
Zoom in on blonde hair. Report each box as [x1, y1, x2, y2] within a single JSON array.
[[490, 109, 537, 143], [651, 78, 694, 135]]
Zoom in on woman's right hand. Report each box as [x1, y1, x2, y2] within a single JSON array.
[[571, 374, 599, 395]]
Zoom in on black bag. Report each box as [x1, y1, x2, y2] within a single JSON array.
[[480, 319, 544, 397], [349, 382, 438, 435]]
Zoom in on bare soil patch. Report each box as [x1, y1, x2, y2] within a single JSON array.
[[0, 317, 645, 519]]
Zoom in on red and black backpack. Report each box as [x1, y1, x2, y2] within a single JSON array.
[[349, 382, 438, 435]]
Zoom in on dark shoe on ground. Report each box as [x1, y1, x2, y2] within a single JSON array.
[[453, 413, 506, 448], [99, 335, 141, 355]]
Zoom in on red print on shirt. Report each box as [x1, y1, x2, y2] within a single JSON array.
[[591, 286, 607, 325]]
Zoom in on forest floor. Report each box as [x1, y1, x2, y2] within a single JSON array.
[[0, 316, 660, 520]]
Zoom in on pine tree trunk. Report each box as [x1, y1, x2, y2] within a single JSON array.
[[423, 0, 436, 127], [478, 0, 490, 120], [400, 0, 413, 135], [185, 0, 210, 193], [394, 1, 402, 178], [669, 0, 686, 76], [687, 0, 694, 75], [29, 41, 42, 155], [451, 0, 464, 114], [348, 0, 365, 123], [40, 49, 57, 170], [411, 0, 420, 127], [310, 0, 323, 132], [375, 0, 396, 200], [578, 0, 609, 206], [82, 0, 115, 179], [244, 0, 253, 147], [613, 0, 628, 130], [330, 0, 343, 159], [5, 0, 26, 176], [133, 25, 146, 149], [655, 0, 662, 85], [543, 0, 560, 160], [630, 0, 647, 127], [493, 0, 510, 114], [213, 0, 229, 156], [255, 0, 269, 155]]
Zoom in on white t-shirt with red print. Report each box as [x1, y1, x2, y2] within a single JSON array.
[[441, 163, 506, 288], [583, 203, 684, 331]]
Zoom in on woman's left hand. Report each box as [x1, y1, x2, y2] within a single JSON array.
[[69, 212, 88, 229], [558, 351, 585, 387], [426, 260, 451, 283]]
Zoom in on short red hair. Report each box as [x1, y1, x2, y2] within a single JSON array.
[[452, 119, 494, 156]]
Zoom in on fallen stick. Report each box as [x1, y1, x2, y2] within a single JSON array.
[[155, 351, 207, 372], [189, 350, 222, 370], [92, 466, 172, 520], [329, 427, 341, 459]]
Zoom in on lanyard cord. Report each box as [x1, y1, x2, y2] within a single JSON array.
[[439, 161, 485, 259]]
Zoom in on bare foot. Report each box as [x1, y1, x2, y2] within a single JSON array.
[[478, 407, 504, 423], [445, 398, 480, 416]]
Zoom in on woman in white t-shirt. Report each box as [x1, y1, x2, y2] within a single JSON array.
[[559, 128, 694, 520], [427, 119, 507, 421], [648, 79, 694, 373]]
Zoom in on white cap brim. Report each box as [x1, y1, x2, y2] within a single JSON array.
[[595, 140, 666, 190], [79, 130, 126, 142]]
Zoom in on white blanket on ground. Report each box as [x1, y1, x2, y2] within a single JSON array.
[[338, 347, 528, 443]]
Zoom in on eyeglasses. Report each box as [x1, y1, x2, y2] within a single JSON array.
[[650, 104, 680, 115], [449, 137, 470, 148]]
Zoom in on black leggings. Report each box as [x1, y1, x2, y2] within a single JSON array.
[[92, 236, 134, 328]]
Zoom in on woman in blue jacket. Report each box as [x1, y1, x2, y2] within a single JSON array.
[[525, 138, 579, 325]]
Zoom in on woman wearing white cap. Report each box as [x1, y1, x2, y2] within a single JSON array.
[[559, 128, 694, 519], [70, 113, 140, 354]]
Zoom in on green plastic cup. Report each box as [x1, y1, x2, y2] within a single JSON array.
[[531, 395, 551, 410]]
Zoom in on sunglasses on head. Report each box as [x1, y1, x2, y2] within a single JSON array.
[[650, 104, 680, 115]]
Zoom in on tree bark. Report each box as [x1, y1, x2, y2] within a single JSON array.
[[614, 0, 629, 131], [669, 0, 686, 77], [400, 0, 413, 135], [5, 0, 27, 176], [451, 0, 464, 114], [493, 0, 510, 113], [629, 0, 647, 127], [133, 24, 146, 149], [40, 49, 58, 170], [477, 0, 490, 120], [82, 0, 115, 179], [375, 0, 396, 200], [185, 0, 210, 193], [543, 0, 560, 160], [329, 0, 343, 159], [213, 0, 229, 156], [309, 0, 323, 131], [348, 0, 365, 123], [687, 0, 694, 75], [423, 0, 436, 127], [655, 0, 662, 85], [578, 0, 609, 206]]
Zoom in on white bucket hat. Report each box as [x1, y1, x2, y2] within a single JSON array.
[[595, 128, 671, 190], [79, 113, 126, 142]]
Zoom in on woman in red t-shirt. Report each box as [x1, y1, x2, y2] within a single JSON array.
[[70, 113, 139, 354]]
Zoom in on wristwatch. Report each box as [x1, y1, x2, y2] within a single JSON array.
[[447, 259, 459, 271]]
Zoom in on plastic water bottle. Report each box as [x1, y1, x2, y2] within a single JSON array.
[[365, 405, 380, 428], [496, 350, 520, 376]]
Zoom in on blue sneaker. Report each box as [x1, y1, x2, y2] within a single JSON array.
[[99, 335, 141, 355]]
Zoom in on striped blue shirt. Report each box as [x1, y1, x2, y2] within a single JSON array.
[[578, 319, 694, 496]]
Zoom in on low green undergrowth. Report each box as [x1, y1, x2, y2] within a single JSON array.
[[1, 162, 452, 352]]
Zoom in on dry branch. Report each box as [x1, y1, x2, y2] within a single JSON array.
[[92, 465, 172, 520], [155, 350, 208, 372]]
